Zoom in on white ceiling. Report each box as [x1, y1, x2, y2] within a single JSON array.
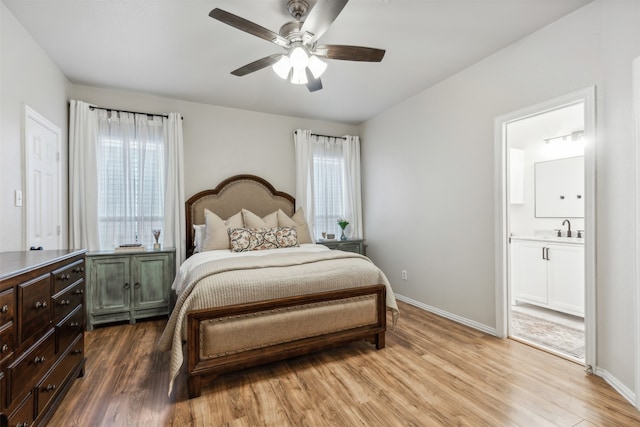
[[3, 0, 592, 125]]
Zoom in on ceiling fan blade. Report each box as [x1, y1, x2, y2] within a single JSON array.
[[305, 69, 323, 92], [314, 45, 385, 62], [210, 8, 289, 48], [301, 0, 349, 44], [231, 54, 283, 77]]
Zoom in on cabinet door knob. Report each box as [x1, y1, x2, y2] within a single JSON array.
[[34, 355, 46, 364], [72, 349, 82, 355], [123, 283, 130, 289], [0, 304, 8, 314], [74, 289, 84, 295], [1, 344, 8, 353], [45, 384, 57, 391], [35, 301, 48, 309], [134, 282, 140, 289], [70, 322, 80, 328]]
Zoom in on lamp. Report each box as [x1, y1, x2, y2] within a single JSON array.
[[272, 44, 327, 85]]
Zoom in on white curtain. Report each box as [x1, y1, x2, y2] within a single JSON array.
[[69, 100, 184, 266], [294, 129, 363, 239], [69, 100, 100, 251], [163, 113, 185, 270]]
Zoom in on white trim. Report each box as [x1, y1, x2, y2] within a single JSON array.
[[595, 367, 637, 408], [493, 87, 597, 369], [395, 293, 497, 336], [632, 55, 640, 411]]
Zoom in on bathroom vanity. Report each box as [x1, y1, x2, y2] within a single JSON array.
[[511, 236, 584, 317]]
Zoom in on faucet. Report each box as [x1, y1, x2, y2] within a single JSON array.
[[562, 219, 572, 237]]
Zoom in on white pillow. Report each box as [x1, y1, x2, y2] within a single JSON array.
[[201, 209, 244, 251], [241, 209, 278, 229], [277, 208, 313, 244], [192, 224, 206, 253]]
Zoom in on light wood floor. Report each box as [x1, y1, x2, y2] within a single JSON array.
[[49, 301, 640, 426]]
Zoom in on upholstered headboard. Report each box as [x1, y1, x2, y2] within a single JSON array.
[[185, 174, 295, 256]]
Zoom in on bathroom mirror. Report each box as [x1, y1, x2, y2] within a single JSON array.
[[535, 156, 584, 218]]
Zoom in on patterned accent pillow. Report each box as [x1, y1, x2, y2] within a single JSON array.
[[228, 227, 299, 252]]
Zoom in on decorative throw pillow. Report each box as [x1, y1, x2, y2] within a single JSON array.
[[241, 209, 278, 229], [228, 227, 299, 252], [201, 209, 244, 251], [192, 224, 206, 253], [277, 208, 313, 244]]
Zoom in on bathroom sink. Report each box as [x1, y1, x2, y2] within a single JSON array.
[[511, 235, 584, 244]]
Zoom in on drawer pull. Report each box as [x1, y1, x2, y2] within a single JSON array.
[[0, 304, 8, 314], [59, 299, 71, 306], [72, 349, 82, 355], [69, 322, 80, 328], [1, 344, 8, 353], [74, 289, 84, 295], [34, 355, 46, 364], [59, 274, 71, 281], [73, 266, 85, 273], [45, 384, 57, 392], [17, 422, 29, 427], [35, 301, 48, 309]]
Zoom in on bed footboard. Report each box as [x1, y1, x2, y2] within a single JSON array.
[[186, 285, 386, 398]]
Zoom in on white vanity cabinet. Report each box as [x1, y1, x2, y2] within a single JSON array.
[[511, 237, 584, 317]]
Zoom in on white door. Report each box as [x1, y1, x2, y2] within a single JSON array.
[[25, 105, 62, 250]]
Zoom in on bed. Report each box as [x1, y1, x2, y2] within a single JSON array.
[[158, 174, 398, 398]]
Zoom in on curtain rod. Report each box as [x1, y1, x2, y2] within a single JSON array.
[[295, 130, 346, 140], [89, 106, 183, 120]]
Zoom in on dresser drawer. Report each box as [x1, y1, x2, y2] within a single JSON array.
[[52, 281, 84, 324], [0, 288, 15, 326], [7, 330, 56, 407], [7, 392, 34, 427], [52, 259, 85, 295], [56, 306, 83, 354], [18, 274, 52, 344], [0, 322, 15, 360]]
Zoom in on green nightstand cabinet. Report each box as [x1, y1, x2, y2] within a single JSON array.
[[317, 239, 365, 255], [86, 248, 175, 330]]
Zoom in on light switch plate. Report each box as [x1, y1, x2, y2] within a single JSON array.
[[15, 190, 22, 207]]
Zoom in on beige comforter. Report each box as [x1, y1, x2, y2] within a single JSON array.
[[158, 249, 398, 395]]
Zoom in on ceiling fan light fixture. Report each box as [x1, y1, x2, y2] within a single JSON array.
[[289, 46, 309, 69], [290, 67, 308, 85], [307, 55, 327, 78], [272, 55, 292, 79]]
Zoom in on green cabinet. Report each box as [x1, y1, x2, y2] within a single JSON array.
[[86, 248, 175, 330], [316, 239, 365, 255]]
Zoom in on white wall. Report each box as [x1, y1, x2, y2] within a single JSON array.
[[360, 0, 640, 398], [70, 85, 357, 200], [0, 3, 71, 251]]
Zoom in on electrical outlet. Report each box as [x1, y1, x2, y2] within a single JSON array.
[[401, 270, 407, 280], [15, 190, 23, 207]]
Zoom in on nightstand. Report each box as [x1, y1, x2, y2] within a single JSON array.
[[85, 247, 175, 330], [317, 239, 365, 255]]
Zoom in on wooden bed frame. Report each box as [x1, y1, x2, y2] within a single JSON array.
[[182, 175, 386, 398]]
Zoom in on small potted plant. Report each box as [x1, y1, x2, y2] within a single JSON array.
[[337, 218, 349, 241]]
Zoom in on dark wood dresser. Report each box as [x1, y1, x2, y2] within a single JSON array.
[[0, 249, 87, 427]]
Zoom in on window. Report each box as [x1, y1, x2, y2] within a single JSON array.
[[313, 154, 346, 237], [294, 130, 363, 241], [96, 113, 165, 249]]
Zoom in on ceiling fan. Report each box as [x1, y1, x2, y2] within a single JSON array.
[[209, 0, 386, 92]]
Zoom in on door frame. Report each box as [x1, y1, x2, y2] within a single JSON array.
[[493, 87, 597, 369], [632, 56, 640, 410]]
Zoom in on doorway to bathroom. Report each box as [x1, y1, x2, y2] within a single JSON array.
[[494, 87, 596, 369]]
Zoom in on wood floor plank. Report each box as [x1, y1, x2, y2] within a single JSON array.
[[46, 302, 640, 426]]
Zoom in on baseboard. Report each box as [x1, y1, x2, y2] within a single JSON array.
[[594, 367, 638, 409], [394, 293, 497, 336]]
